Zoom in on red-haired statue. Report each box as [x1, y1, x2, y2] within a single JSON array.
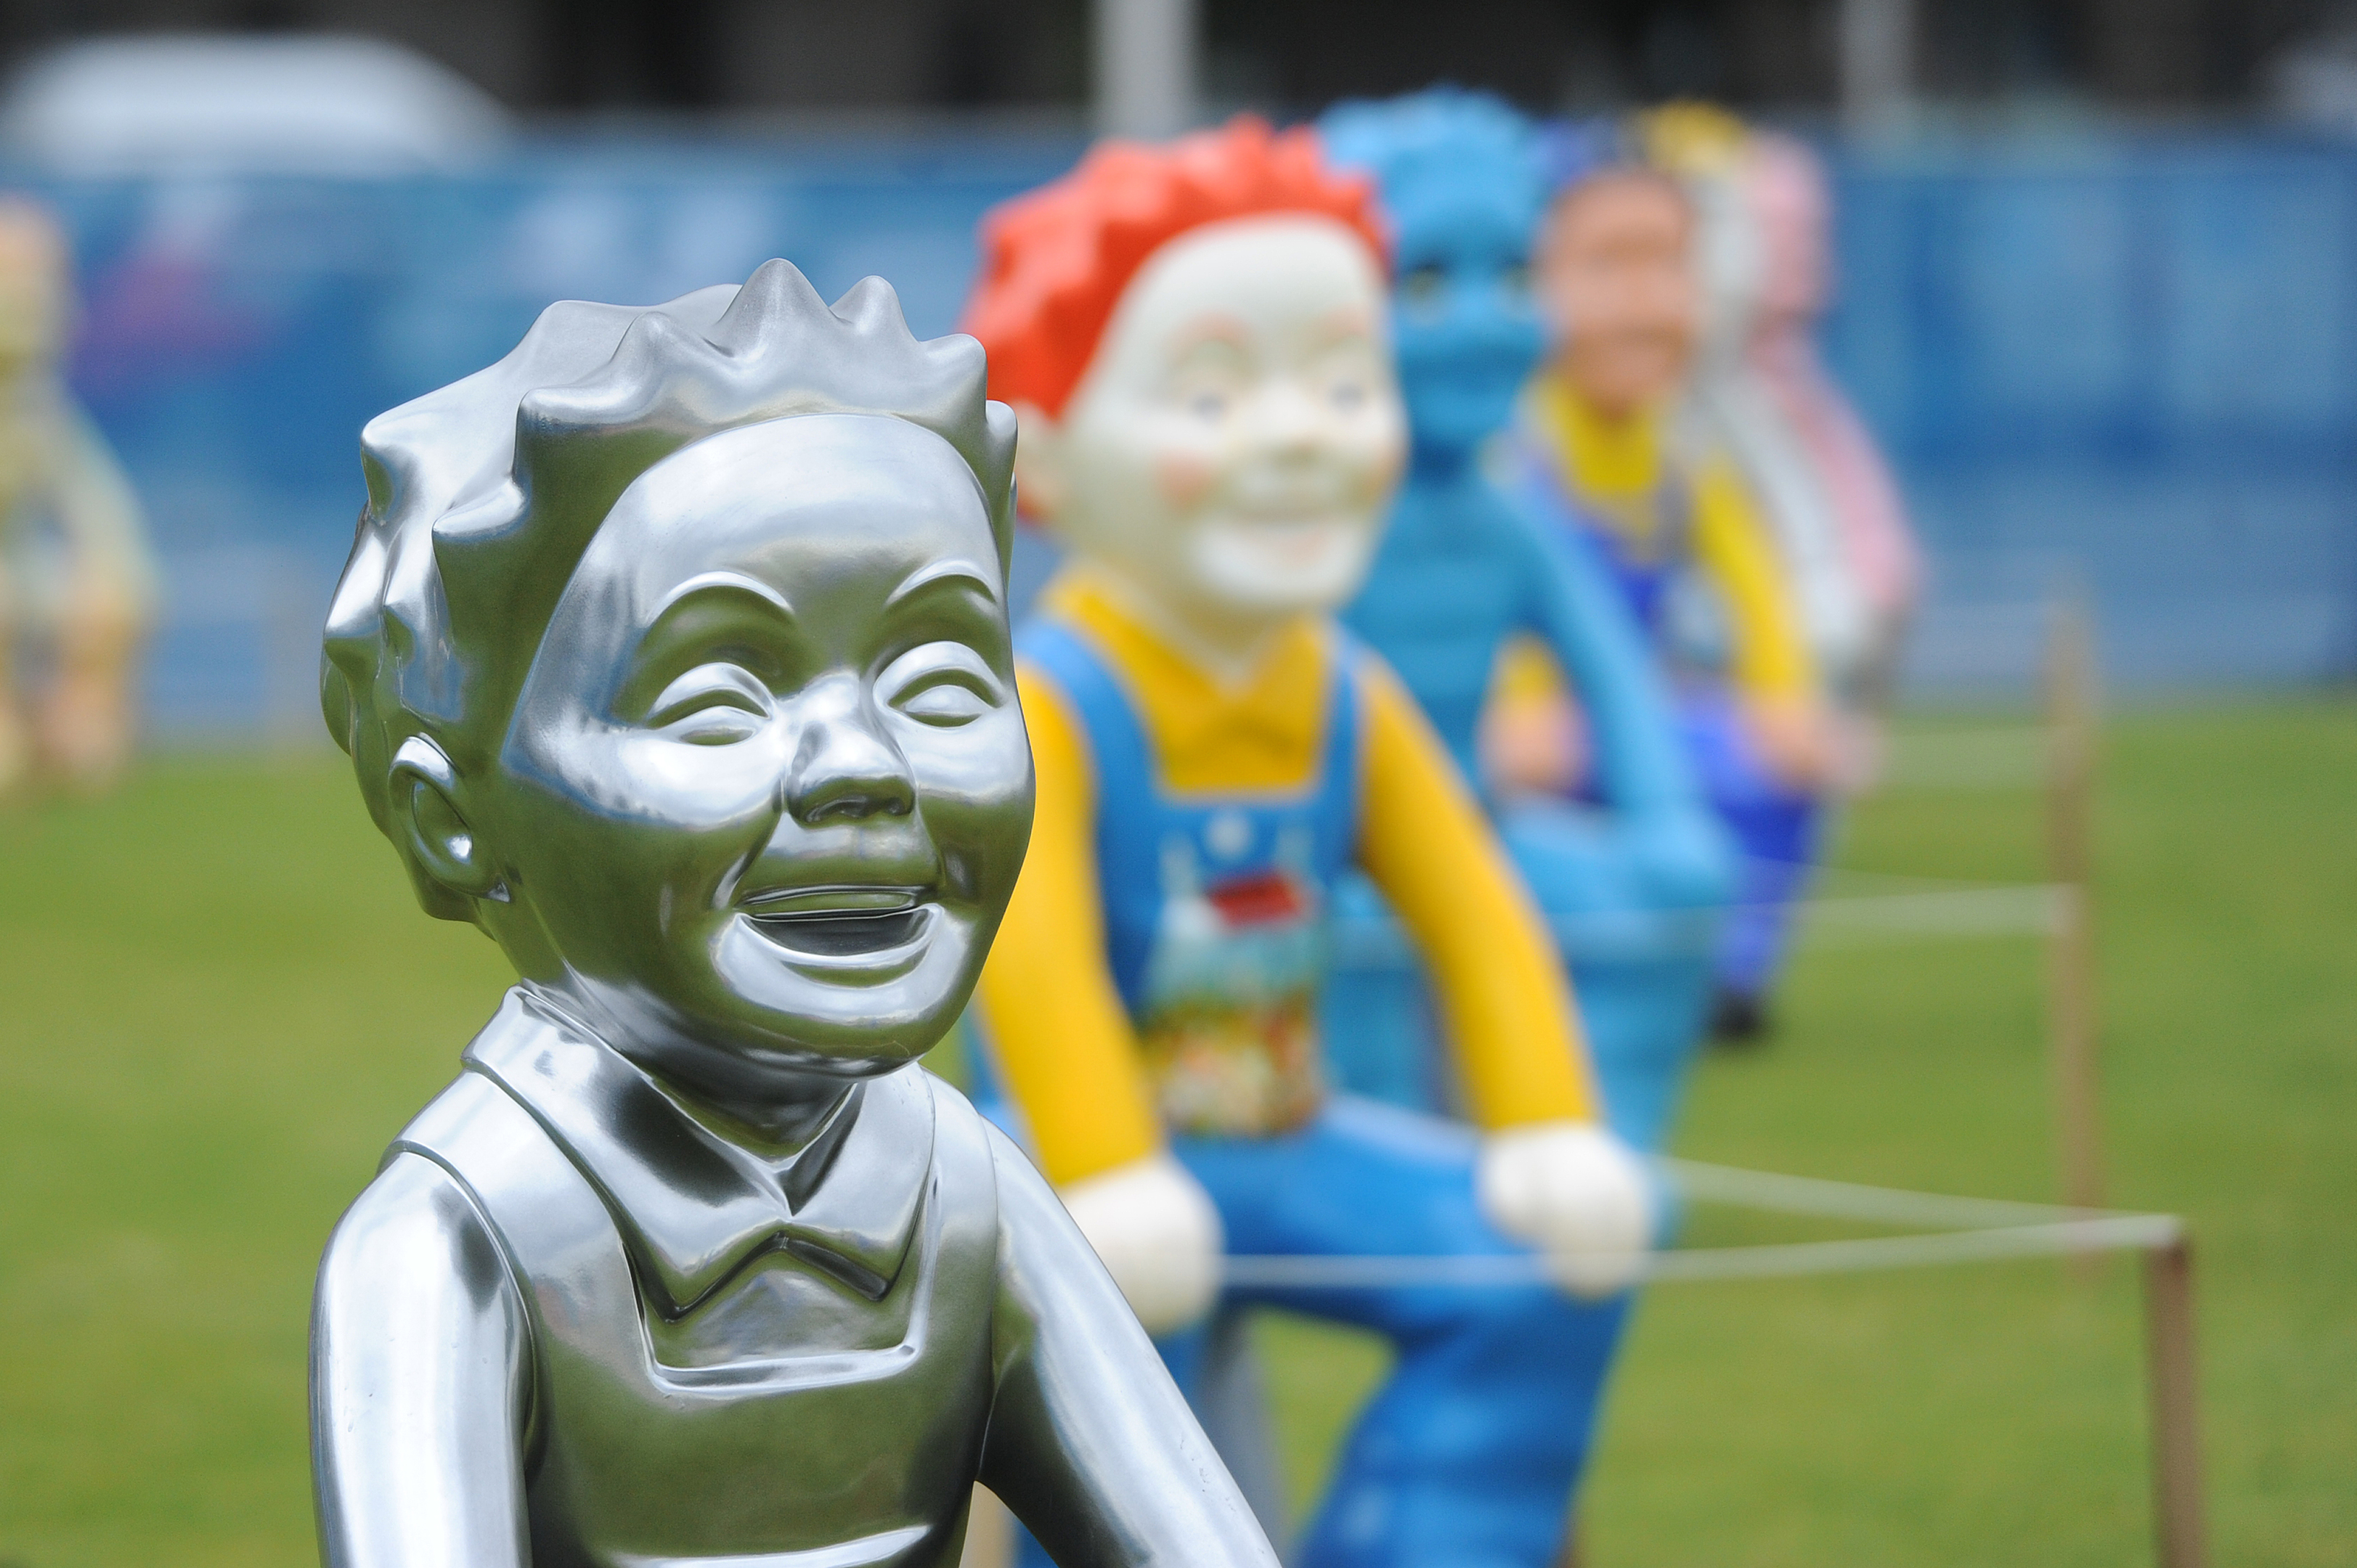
[[959, 117, 1653, 1568]]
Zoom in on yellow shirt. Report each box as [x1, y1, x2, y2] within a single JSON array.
[[974, 566, 1598, 1187], [1531, 373, 1817, 703]]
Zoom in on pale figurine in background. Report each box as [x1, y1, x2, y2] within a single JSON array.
[[1644, 106, 1921, 788], [0, 199, 155, 796], [1642, 105, 1870, 726], [1739, 129, 1923, 770], [309, 260, 1277, 1568]]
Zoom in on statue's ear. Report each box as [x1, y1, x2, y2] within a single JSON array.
[[1008, 400, 1067, 526], [388, 735, 508, 912]]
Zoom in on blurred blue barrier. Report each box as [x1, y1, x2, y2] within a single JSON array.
[[1825, 133, 2357, 693], [21, 134, 1088, 738], [13, 128, 2356, 735]]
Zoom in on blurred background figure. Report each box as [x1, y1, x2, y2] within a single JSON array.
[[0, 197, 154, 796], [1507, 126, 1833, 1042], [1738, 128, 1920, 756], [1317, 86, 1729, 1148], [1644, 101, 1919, 788], [1311, 85, 1733, 1554], [1643, 104, 1871, 762]]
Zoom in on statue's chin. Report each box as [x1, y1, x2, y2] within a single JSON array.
[[1193, 519, 1376, 619]]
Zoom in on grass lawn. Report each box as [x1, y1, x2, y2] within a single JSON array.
[[1, 701, 2351, 1566]]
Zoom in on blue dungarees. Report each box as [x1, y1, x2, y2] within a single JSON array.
[[1332, 457, 1730, 1152], [1507, 444, 1823, 1005], [977, 615, 1624, 1568]]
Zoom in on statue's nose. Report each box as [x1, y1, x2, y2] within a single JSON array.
[[782, 675, 916, 825]]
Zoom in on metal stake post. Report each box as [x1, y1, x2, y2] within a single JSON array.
[[1093, 0, 1196, 138], [2142, 1238, 2207, 1568], [2044, 596, 2105, 1216]]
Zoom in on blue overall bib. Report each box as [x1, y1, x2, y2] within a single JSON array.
[[977, 615, 1623, 1568], [1508, 444, 1823, 1006]]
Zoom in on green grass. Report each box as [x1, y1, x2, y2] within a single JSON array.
[[2, 702, 2352, 1565]]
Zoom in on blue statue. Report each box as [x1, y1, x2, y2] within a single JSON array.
[[1317, 89, 1732, 1155]]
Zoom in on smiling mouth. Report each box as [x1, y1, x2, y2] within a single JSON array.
[[740, 888, 932, 957]]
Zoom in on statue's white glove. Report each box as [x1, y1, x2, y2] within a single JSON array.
[[1475, 1120, 1654, 1299], [1057, 1152, 1224, 1336]]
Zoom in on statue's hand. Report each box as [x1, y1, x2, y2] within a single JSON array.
[[1476, 1121, 1653, 1299], [1743, 694, 1836, 793], [1057, 1152, 1224, 1336]]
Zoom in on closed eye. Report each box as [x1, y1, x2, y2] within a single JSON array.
[[898, 682, 992, 724], [647, 663, 771, 744], [879, 643, 1003, 728]]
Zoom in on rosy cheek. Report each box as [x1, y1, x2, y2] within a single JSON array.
[[1348, 430, 1406, 504], [1155, 452, 1218, 509]]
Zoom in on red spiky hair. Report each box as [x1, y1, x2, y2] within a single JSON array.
[[961, 115, 1389, 418]]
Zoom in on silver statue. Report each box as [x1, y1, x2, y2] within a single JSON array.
[[310, 260, 1277, 1568]]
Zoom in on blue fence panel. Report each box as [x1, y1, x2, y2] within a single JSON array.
[[12, 127, 2357, 733], [18, 136, 1088, 734], [1824, 134, 2357, 691]]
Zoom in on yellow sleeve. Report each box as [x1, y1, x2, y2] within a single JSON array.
[[1353, 655, 1599, 1127], [972, 663, 1165, 1186], [1692, 459, 1817, 703]]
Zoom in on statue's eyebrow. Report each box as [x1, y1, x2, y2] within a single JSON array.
[[625, 572, 799, 690], [1166, 313, 1252, 357], [884, 558, 999, 611], [654, 570, 795, 621], [1314, 303, 1376, 338]]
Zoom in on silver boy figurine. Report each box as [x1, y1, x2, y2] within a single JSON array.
[[310, 261, 1276, 1568]]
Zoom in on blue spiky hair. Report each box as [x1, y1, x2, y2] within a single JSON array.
[[1317, 86, 1545, 232], [321, 260, 1017, 918]]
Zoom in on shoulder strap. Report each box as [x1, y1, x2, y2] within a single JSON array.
[[921, 1073, 1001, 1245], [1318, 626, 1367, 854], [1017, 613, 1156, 808], [393, 1069, 624, 1289]]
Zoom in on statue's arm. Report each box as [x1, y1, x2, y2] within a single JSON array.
[[977, 1128, 1276, 1568], [312, 1151, 534, 1568], [1502, 478, 1695, 816]]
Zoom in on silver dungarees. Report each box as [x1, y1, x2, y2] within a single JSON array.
[[312, 990, 1272, 1568]]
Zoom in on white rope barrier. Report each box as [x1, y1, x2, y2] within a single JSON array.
[[1799, 883, 2064, 942], [1217, 1158, 2184, 1291], [1213, 1155, 2207, 1566], [1219, 1214, 2182, 1290], [1662, 1155, 2094, 1228]]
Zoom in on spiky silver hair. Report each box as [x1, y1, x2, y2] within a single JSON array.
[[322, 260, 1017, 918]]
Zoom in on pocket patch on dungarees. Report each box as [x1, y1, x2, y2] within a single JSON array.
[[1136, 828, 1327, 1137]]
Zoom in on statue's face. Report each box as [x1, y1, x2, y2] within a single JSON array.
[[1043, 213, 1404, 622], [1538, 172, 1698, 417], [494, 414, 1032, 1079], [1384, 164, 1545, 457]]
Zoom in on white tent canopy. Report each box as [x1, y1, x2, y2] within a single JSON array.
[[0, 34, 510, 176]]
